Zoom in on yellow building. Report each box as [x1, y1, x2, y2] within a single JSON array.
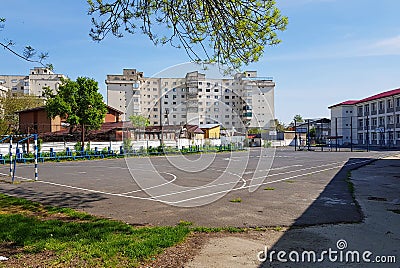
[[200, 124, 220, 139]]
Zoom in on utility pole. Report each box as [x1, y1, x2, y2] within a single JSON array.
[[366, 115, 369, 152], [335, 117, 338, 152], [307, 119, 310, 151], [294, 119, 297, 151], [81, 123, 85, 151], [159, 99, 163, 146], [350, 116, 353, 152]]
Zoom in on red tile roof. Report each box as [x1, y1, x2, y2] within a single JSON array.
[[329, 88, 400, 108], [357, 88, 400, 104], [328, 100, 358, 109]]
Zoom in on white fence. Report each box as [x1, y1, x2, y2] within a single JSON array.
[[0, 138, 227, 155]]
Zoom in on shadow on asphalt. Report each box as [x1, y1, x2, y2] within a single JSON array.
[[0, 187, 107, 209], [259, 157, 378, 268]]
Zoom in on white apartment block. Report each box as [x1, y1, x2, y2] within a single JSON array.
[[0, 67, 65, 97], [329, 88, 400, 146], [106, 68, 275, 133]]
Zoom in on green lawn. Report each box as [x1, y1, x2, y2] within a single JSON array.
[[0, 193, 191, 267]]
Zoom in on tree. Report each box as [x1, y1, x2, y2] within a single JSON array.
[[44, 77, 107, 149], [88, 0, 288, 70], [247, 128, 266, 134], [293, 114, 304, 123], [0, 92, 44, 134], [273, 119, 286, 132], [129, 114, 149, 128], [0, 17, 52, 69]]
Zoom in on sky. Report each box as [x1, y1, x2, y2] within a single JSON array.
[[1, 0, 400, 124]]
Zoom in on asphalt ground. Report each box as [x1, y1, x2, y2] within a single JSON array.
[[0, 147, 397, 227]]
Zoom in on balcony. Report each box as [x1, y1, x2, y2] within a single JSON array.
[[242, 77, 273, 81], [387, 108, 394, 113], [371, 110, 377, 115], [243, 112, 252, 119]]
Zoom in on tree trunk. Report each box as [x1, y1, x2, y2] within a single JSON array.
[[81, 123, 85, 151]]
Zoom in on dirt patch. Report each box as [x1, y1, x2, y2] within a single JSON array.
[[0, 243, 56, 268], [138, 229, 287, 268], [139, 232, 211, 268]]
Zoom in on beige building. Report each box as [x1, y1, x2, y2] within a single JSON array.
[[0, 67, 65, 97], [106, 68, 275, 133]]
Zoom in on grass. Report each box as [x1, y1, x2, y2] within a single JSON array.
[[285, 180, 295, 183], [264, 187, 275, 191], [177, 220, 193, 226], [0, 193, 191, 267], [229, 197, 242, 203]]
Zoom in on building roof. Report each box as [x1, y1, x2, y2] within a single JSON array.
[[199, 123, 220, 129], [329, 88, 400, 108], [328, 100, 359, 109], [106, 105, 124, 115], [356, 88, 400, 104], [15, 106, 46, 114], [184, 124, 204, 134], [16, 104, 123, 114]]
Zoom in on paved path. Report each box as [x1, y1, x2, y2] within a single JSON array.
[[185, 155, 400, 267]]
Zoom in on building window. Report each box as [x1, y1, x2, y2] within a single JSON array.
[[387, 99, 393, 108], [379, 101, 384, 110], [372, 117, 377, 126], [371, 102, 377, 111], [364, 104, 369, 113], [379, 117, 385, 126], [396, 97, 400, 107], [206, 89, 211, 92]]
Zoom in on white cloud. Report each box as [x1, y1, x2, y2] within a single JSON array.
[[369, 35, 400, 55]]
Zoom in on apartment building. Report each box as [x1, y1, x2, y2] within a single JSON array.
[[0, 67, 65, 97], [106, 68, 275, 133], [329, 88, 400, 146]]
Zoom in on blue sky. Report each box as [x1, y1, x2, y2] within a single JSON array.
[[1, 0, 400, 124]]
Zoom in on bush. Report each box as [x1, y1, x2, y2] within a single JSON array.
[[74, 142, 82, 152]]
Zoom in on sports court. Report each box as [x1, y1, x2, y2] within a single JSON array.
[[0, 148, 395, 227]]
